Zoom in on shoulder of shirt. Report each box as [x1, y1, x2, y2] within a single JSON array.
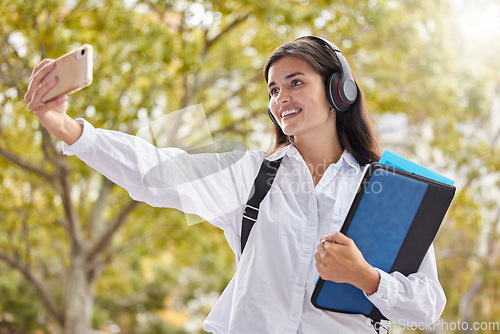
[[341, 150, 363, 174]]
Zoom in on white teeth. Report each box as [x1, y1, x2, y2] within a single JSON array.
[[281, 109, 301, 117]]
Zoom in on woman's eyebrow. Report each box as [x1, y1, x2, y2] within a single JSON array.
[[268, 72, 305, 88]]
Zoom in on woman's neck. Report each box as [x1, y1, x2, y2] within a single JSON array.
[[294, 133, 343, 184]]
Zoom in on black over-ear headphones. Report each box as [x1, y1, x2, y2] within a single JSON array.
[[267, 36, 358, 126]]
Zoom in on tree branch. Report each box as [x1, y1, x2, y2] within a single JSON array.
[[0, 145, 57, 182], [458, 275, 483, 334], [0, 251, 64, 326], [0, 34, 31, 86], [202, 13, 251, 58], [184, 71, 263, 149], [84, 199, 140, 265], [41, 126, 61, 165], [20, 210, 31, 270], [210, 109, 263, 137], [87, 176, 115, 240], [57, 157, 83, 252], [203, 72, 263, 119]]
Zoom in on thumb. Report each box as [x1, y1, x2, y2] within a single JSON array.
[[324, 231, 351, 245]]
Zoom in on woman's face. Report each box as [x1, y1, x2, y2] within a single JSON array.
[[267, 55, 334, 138]]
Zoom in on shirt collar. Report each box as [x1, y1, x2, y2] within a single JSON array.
[[265, 144, 296, 161], [265, 144, 362, 175], [339, 150, 362, 175]]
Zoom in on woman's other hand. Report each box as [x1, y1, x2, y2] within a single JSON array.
[[315, 231, 380, 295]]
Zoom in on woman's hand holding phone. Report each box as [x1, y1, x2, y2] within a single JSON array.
[[25, 59, 82, 145], [25, 45, 94, 145]]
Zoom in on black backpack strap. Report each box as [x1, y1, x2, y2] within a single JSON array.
[[241, 158, 282, 253], [368, 308, 390, 333], [369, 318, 390, 334]]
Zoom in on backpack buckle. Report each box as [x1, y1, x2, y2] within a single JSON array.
[[243, 204, 259, 222]]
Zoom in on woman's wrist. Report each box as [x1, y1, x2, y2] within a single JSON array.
[[56, 115, 83, 145], [354, 264, 380, 296]]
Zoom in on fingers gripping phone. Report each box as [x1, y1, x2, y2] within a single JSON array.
[[42, 44, 93, 103]]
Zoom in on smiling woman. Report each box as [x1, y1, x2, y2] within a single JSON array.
[[264, 37, 380, 167], [25, 35, 446, 334]]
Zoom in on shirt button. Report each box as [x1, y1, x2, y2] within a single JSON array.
[[298, 280, 305, 286], [293, 312, 299, 319], [304, 247, 312, 255], [308, 220, 315, 226]]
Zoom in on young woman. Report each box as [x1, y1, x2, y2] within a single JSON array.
[[25, 36, 446, 333]]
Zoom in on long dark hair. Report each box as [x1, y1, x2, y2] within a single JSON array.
[[263, 36, 380, 165]]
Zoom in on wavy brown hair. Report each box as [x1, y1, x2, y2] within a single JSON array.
[[263, 36, 380, 165]]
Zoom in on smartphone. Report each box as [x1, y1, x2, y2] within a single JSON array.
[[42, 44, 93, 103]]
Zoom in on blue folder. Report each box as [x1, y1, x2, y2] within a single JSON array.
[[311, 162, 455, 320], [379, 150, 455, 186]]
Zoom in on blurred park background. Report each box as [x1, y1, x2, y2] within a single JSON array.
[[1, 0, 499, 333]]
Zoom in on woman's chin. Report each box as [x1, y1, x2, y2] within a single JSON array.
[[281, 124, 297, 137]]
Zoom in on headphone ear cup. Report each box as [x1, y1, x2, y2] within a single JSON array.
[[327, 72, 350, 112], [268, 107, 279, 126], [267, 94, 280, 126]]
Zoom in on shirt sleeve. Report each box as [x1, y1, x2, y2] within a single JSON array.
[[62, 119, 263, 232], [365, 244, 446, 326]]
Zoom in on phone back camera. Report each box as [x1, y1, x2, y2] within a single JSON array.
[[76, 48, 86, 60]]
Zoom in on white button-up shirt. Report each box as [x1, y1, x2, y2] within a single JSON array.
[[63, 119, 446, 334]]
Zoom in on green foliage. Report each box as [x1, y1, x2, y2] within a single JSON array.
[[0, 270, 47, 332]]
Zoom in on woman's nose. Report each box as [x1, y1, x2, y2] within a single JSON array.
[[276, 88, 290, 104]]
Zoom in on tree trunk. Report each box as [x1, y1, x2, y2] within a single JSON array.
[[64, 250, 94, 334]]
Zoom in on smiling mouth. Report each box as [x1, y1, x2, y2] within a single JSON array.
[[281, 108, 302, 118]]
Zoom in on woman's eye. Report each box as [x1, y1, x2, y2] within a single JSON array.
[[291, 80, 302, 87], [270, 88, 279, 96]]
